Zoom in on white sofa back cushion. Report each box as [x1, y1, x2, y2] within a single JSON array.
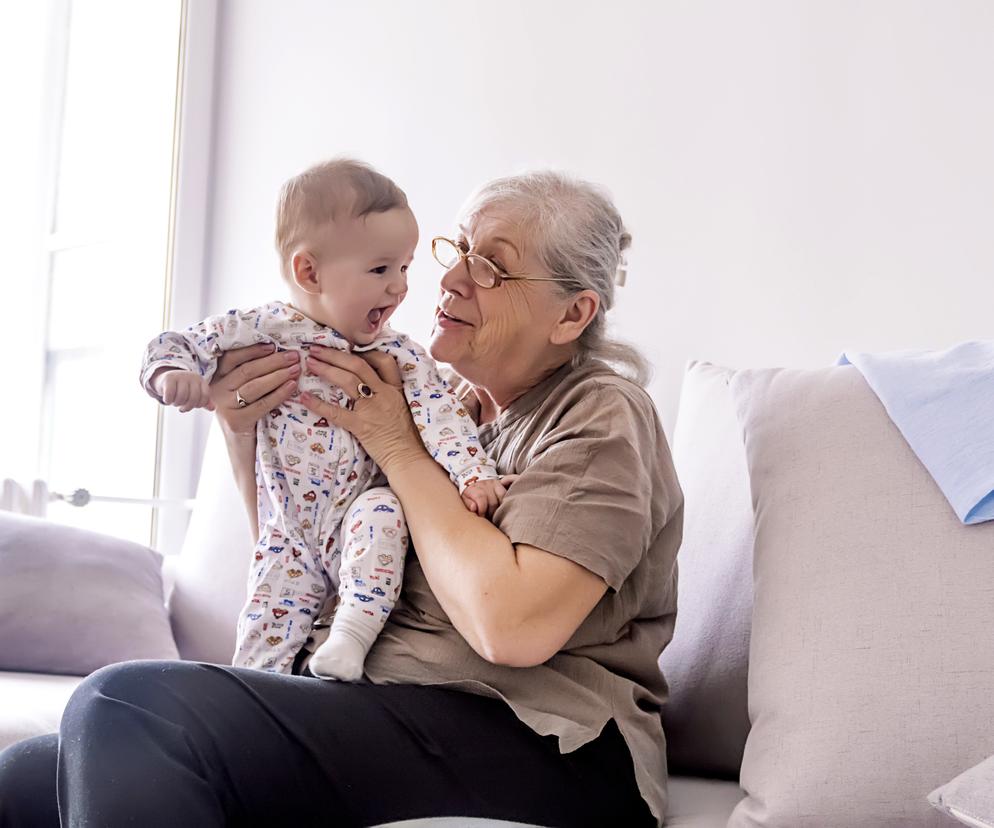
[[168, 422, 253, 664], [660, 362, 753, 778], [728, 365, 994, 827]]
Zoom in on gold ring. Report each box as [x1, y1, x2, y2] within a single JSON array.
[[235, 389, 249, 408], [356, 382, 374, 399]]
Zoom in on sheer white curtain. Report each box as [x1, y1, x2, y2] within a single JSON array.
[[0, 0, 183, 545], [0, 3, 53, 491]]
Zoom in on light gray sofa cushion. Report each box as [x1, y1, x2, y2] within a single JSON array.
[[728, 365, 994, 827], [929, 755, 994, 828], [660, 362, 753, 778], [0, 671, 84, 751], [0, 513, 178, 676], [168, 422, 252, 663]]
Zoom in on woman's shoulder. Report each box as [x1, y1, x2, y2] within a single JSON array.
[[552, 361, 660, 425], [555, 363, 681, 514]]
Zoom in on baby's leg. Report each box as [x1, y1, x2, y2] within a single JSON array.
[[309, 487, 408, 681], [233, 532, 328, 674]]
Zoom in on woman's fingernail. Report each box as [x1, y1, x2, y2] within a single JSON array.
[[289, 364, 301, 375], [284, 351, 298, 362]]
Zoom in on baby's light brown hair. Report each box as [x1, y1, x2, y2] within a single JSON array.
[[275, 158, 409, 278]]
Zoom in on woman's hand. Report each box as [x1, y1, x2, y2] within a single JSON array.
[[209, 344, 301, 437], [300, 346, 426, 476]]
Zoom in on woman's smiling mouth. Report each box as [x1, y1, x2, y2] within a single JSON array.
[[436, 307, 471, 328]]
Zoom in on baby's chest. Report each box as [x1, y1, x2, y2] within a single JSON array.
[[258, 403, 365, 480]]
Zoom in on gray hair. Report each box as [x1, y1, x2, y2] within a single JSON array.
[[459, 171, 650, 386]]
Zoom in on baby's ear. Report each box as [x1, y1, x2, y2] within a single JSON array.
[[290, 250, 321, 294]]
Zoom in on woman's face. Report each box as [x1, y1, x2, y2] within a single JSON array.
[[428, 207, 569, 386]]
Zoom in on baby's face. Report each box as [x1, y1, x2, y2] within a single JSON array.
[[301, 207, 417, 345]]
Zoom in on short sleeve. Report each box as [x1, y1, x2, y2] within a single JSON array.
[[492, 384, 665, 591]]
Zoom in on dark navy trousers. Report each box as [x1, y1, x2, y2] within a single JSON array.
[[0, 660, 653, 827]]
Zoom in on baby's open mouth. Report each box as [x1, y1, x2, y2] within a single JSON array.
[[366, 304, 397, 328], [366, 305, 397, 334]]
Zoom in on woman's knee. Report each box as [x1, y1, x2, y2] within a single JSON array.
[[61, 659, 206, 737], [0, 734, 59, 827]]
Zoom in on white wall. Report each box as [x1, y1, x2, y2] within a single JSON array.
[[202, 0, 994, 433]]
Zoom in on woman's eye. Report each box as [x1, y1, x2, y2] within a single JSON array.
[[489, 258, 506, 273], [370, 266, 388, 275], [455, 239, 470, 253]]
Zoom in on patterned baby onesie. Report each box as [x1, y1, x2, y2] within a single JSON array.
[[141, 301, 498, 673]]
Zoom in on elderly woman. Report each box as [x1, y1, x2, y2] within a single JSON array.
[[0, 172, 681, 828]]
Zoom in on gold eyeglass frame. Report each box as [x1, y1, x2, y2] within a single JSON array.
[[431, 236, 574, 289]]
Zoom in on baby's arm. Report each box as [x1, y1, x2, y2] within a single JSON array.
[[155, 370, 213, 413], [460, 476, 518, 518], [141, 307, 271, 411], [380, 336, 501, 503]]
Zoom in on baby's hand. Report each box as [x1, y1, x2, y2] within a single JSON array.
[[153, 369, 213, 413], [460, 475, 518, 519]]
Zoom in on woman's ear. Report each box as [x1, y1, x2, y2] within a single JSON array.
[[291, 250, 321, 295], [550, 289, 600, 346]]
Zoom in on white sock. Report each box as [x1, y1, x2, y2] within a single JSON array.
[[309, 613, 377, 682]]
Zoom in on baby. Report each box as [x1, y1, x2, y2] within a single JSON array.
[[141, 159, 503, 680]]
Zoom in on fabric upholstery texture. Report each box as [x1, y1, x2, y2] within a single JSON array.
[[660, 362, 753, 778], [0, 513, 178, 676], [929, 755, 994, 828], [168, 421, 252, 663], [727, 365, 994, 827], [0, 671, 84, 751]]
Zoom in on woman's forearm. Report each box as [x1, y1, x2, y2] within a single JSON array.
[[386, 454, 524, 661], [221, 427, 259, 543]]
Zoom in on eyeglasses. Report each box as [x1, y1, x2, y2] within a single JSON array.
[[431, 236, 575, 289]]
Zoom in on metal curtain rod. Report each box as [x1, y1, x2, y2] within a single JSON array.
[[50, 488, 195, 510]]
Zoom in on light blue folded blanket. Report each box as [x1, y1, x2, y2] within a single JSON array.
[[839, 341, 994, 525]]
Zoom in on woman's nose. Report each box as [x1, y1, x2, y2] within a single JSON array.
[[439, 260, 473, 298]]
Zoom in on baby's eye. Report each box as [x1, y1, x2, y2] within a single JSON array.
[[400, 265, 409, 273], [369, 266, 388, 275]]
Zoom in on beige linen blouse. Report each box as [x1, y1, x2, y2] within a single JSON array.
[[362, 360, 683, 826]]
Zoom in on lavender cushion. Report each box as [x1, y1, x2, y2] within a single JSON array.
[[0, 513, 178, 676]]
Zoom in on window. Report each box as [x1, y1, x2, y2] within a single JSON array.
[[0, 0, 185, 546]]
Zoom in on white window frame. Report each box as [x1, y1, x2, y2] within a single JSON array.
[[152, 0, 221, 554]]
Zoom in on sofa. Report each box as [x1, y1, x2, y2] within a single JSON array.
[[2, 361, 991, 827]]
